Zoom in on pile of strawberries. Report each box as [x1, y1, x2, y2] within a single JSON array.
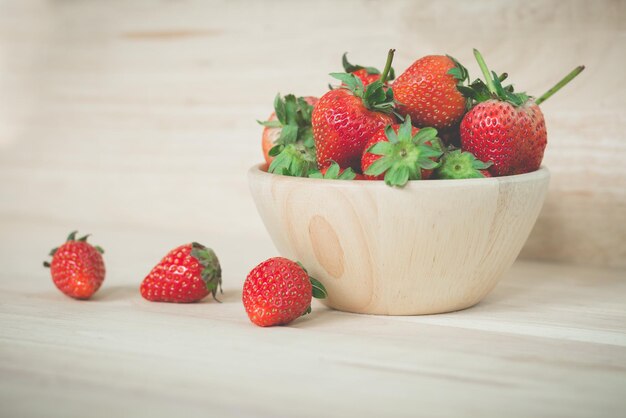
[[260, 49, 584, 185], [42, 50, 584, 328], [44, 232, 326, 327]]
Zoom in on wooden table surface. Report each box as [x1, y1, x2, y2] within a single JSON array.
[[1, 0, 625, 417], [1, 258, 625, 418]]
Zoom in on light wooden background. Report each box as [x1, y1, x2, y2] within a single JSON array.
[[1, 2, 626, 417], [0, 0, 625, 270]]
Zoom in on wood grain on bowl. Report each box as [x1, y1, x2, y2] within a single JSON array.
[[249, 165, 550, 315]]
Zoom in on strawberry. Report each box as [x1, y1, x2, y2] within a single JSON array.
[[341, 52, 395, 87], [308, 161, 363, 180], [392, 55, 468, 130], [434, 149, 492, 179], [258, 94, 318, 167], [140, 242, 222, 303], [243, 257, 327, 327], [460, 49, 584, 176], [362, 116, 443, 186], [43, 231, 105, 300], [312, 50, 397, 171]]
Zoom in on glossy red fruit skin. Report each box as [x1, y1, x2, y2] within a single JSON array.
[[141, 244, 209, 303], [460, 100, 547, 176], [50, 241, 105, 299], [361, 125, 434, 180], [392, 55, 466, 130], [312, 89, 394, 171], [262, 96, 319, 166], [243, 257, 312, 327]]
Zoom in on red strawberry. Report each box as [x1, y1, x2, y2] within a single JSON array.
[[309, 161, 364, 180], [312, 50, 397, 171], [362, 116, 443, 186], [141, 242, 222, 303], [433, 149, 492, 179], [341, 52, 395, 87], [460, 49, 584, 176], [243, 257, 327, 327], [259, 95, 318, 166], [43, 231, 105, 300], [392, 55, 468, 130]]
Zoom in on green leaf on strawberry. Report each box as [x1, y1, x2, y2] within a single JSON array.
[[308, 161, 357, 180], [257, 93, 315, 146], [434, 149, 492, 179], [268, 143, 316, 177], [365, 116, 444, 187], [342, 52, 395, 80]]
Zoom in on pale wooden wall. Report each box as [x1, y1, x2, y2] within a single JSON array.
[[0, 0, 624, 275]]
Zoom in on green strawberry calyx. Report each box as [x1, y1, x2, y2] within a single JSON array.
[[329, 49, 396, 114], [268, 142, 317, 177], [308, 161, 357, 180], [258, 93, 315, 151], [43, 230, 104, 268], [364, 116, 444, 187], [342, 52, 395, 81], [296, 261, 328, 316], [435, 149, 492, 179], [190, 242, 223, 301]]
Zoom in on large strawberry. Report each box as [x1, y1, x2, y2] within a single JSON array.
[[362, 116, 443, 186], [243, 257, 327, 327], [341, 52, 395, 87], [460, 49, 584, 176], [43, 231, 105, 300], [312, 50, 397, 171], [393, 55, 468, 130], [141, 242, 222, 303], [258, 94, 318, 167]]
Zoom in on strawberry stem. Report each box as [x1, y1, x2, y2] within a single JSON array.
[[535, 65, 585, 105], [380, 49, 395, 84], [473, 49, 496, 95]]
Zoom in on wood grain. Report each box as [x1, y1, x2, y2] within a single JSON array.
[[0, 1, 625, 416], [249, 165, 550, 315], [0, 0, 623, 267]]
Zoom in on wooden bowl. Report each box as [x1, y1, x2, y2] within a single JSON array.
[[248, 164, 550, 315]]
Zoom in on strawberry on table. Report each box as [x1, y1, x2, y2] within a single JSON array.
[[312, 49, 397, 171], [141, 242, 222, 303], [434, 149, 492, 179], [243, 257, 327, 327], [341, 52, 395, 87], [460, 49, 584, 176], [258, 94, 318, 169], [43, 231, 105, 300], [392, 55, 468, 130], [362, 116, 444, 186]]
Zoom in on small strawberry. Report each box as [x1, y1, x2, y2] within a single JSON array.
[[141, 242, 222, 303], [43, 231, 105, 300], [258, 94, 318, 167], [341, 52, 395, 87], [362, 116, 443, 186], [312, 50, 397, 171], [434, 149, 492, 179], [243, 257, 327, 327], [308, 161, 363, 180], [460, 49, 584, 176], [392, 55, 468, 130]]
